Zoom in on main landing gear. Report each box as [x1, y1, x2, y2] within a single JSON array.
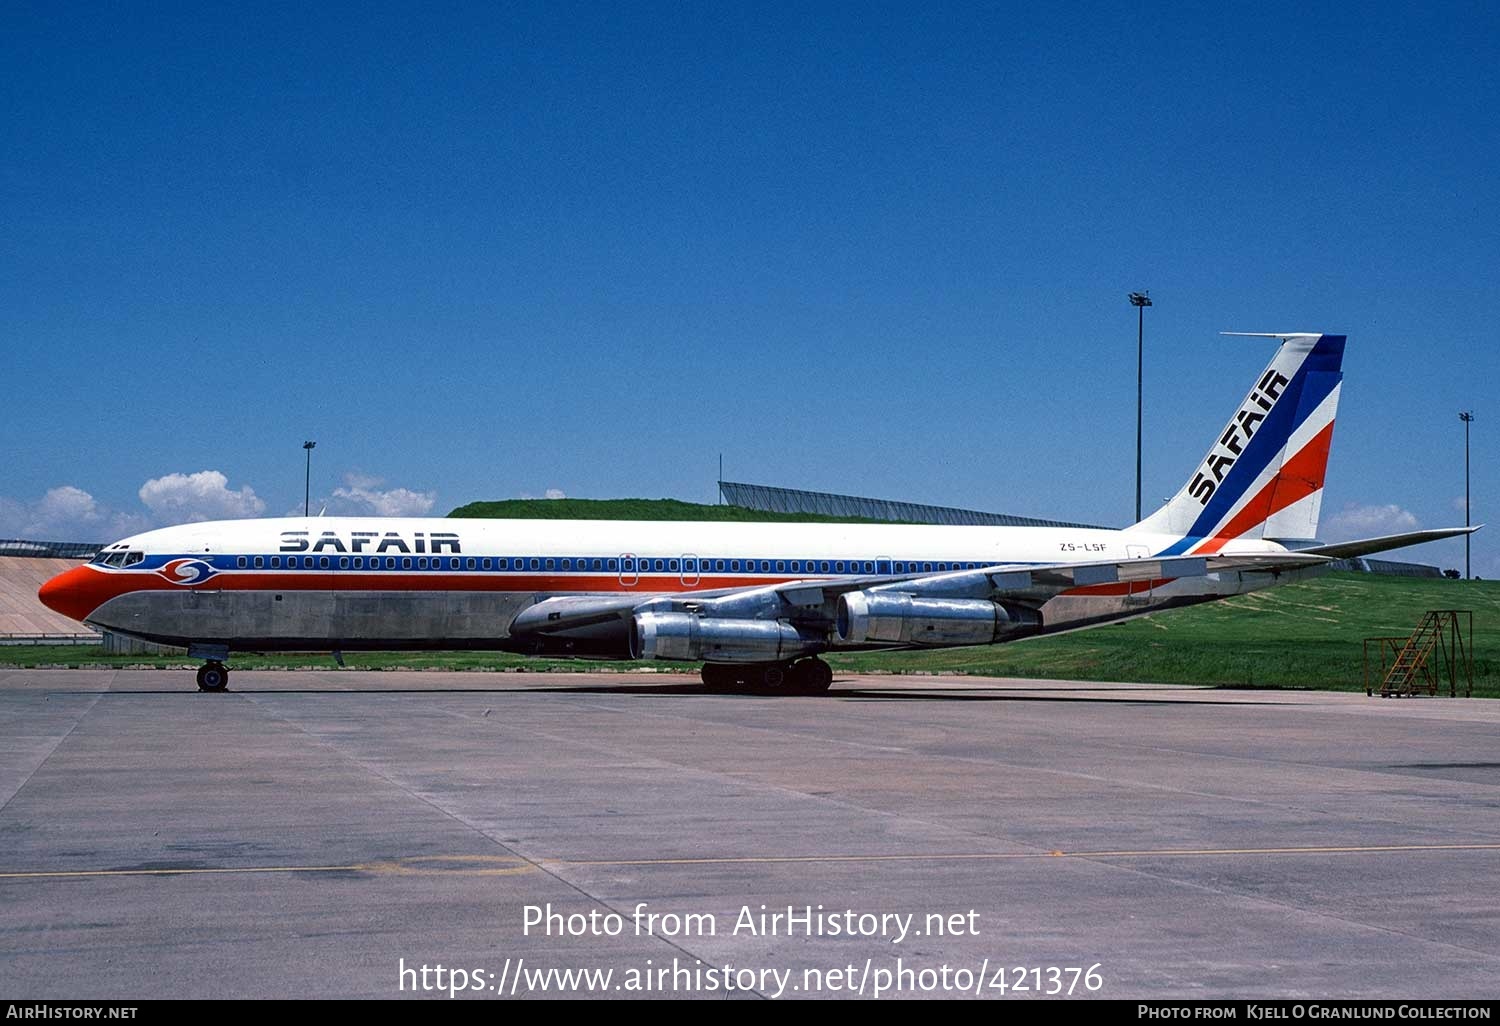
[[700, 658, 834, 695], [196, 662, 230, 692]]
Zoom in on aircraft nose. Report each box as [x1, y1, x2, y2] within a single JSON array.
[[38, 565, 101, 624]]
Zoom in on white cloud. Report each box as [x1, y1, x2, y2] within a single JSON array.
[[321, 473, 436, 518], [0, 486, 150, 541], [139, 470, 266, 523], [4, 466, 443, 542], [1323, 502, 1420, 541], [520, 488, 567, 500]]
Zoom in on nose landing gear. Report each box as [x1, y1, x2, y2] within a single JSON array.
[[196, 662, 230, 692]]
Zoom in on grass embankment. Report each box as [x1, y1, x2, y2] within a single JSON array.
[[829, 573, 1499, 696], [5, 574, 1494, 696]]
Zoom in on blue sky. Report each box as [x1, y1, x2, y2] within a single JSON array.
[[2, 2, 1494, 573]]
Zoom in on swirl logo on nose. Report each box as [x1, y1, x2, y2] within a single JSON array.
[[155, 558, 218, 586]]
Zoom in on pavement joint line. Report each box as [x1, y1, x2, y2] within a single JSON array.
[[6, 842, 1500, 880], [555, 842, 1500, 866]]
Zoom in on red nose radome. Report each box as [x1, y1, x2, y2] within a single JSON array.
[[37, 565, 103, 624]]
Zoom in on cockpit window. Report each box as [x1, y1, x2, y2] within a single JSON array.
[[123, 551, 144, 567], [95, 550, 136, 567]]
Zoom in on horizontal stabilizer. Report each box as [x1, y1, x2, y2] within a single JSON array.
[[1294, 526, 1481, 562]]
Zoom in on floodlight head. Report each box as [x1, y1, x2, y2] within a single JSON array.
[[1129, 291, 1152, 308], [303, 440, 317, 450]]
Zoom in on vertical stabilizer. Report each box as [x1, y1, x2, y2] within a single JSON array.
[[1128, 333, 1345, 552]]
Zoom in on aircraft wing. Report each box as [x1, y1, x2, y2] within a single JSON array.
[[1291, 526, 1481, 562]]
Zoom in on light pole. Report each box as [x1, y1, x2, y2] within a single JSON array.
[[303, 441, 317, 517], [1460, 412, 1473, 579], [1129, 291, 1152, 523]]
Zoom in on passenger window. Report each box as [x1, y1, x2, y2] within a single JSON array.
[[593, 558, 603, 571], [529, 558, 539, 570], [607, 559, 618, 571], [353, 557, 363, 569], [835, 561, 845, 573], [653, 559, 664, 571], [715, 560, 725, 571], [418, 557, 428, 569], [923, 562, 933, 572], [865, 562, 874, 573], [685, 559, 696, 572], [449, 557, 459, 570], [402, 557, 413, 569], [819, 561, 830, 573], [561, 558, 571, 570], [730, 560, 740, 572], [237, 556, 247, 569], [339, 557, 350, 569], [319, 556, 330, 569]]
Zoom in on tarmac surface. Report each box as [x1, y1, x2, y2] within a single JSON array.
[[3, 668, 1499, 1000]]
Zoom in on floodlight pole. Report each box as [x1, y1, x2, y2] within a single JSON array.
[[1460, 412, 1473, 579], [303, 441, 317, 517], [1129, 291, 1153, 523]]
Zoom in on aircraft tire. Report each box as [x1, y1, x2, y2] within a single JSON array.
[[700, 663, 737, 690], [757, 664, 789, 692], [196, 662, 230, 692], [791, 658, 834, 694]]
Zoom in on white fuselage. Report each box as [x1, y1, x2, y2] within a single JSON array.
[[47, 516, 1295, 654]]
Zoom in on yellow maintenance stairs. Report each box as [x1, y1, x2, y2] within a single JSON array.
[[1364, 610, 1474, 698]]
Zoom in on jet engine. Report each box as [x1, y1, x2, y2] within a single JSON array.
[[835, 591, 1040, 646], [630, 612, 822, 663]]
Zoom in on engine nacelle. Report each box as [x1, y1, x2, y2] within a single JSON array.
[[630, 612, 822, 663], [835, 592, 1040, 646]]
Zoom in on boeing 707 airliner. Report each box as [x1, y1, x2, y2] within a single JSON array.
[[38, 333, 1476, 692]]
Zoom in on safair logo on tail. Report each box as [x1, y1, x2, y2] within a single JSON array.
[[1132, 333, 1346, 555]]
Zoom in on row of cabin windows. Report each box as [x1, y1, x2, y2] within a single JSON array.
[[228, 555, 985, 575]]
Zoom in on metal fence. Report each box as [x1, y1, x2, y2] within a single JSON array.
[[0, 632, 102, 646], [718, 481, 1110, 530], [0, 539, 102, 559], [1328, 557, 1443, 578]]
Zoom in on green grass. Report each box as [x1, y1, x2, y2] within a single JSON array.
[[0, 647, 646, 673], [448, 497, 896, 524], [827, 573, 1500, 695], [4, 574, 1493, 694]]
